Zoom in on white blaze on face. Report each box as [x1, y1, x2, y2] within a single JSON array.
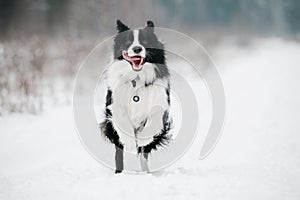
[[127, 30, 146, 58]]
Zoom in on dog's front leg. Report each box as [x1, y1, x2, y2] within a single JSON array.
[[115, 144, 124, 173], [140, 153, 149, 172]]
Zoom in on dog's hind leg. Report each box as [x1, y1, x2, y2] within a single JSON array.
[[115, 144, 124, 173], [140, 153, 149, 172]]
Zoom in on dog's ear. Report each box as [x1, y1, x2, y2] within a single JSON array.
[[116, 19, 130, 33], [146, 20, 154, 32], [147, 21, 154, 27]]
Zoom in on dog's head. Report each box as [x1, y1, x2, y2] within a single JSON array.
[[114, 20, 165, 72]]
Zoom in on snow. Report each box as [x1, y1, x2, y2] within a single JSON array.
[[1, 38, 300, 199]]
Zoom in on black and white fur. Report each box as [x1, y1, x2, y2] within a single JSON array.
[[100, 20, 171, 173]]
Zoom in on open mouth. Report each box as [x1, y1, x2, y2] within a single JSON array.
[[122, 50, 145, 71]]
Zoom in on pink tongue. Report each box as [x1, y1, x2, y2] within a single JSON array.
[[122, 51, 144, 69], [131, 57, 142, 66]]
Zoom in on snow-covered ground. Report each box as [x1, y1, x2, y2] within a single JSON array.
[[1, 38, 300, 199]]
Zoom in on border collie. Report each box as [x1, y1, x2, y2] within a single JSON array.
[[100, 20, 171, 173]]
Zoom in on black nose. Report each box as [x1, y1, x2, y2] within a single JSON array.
[[132, 46, 142, 54]]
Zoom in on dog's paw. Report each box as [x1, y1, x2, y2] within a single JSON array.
[[115, 169, 123, 174]]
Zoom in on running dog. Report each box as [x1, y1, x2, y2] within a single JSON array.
[[100, 20, 171, 173]]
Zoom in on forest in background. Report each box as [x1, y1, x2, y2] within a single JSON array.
[[0, 0, 299, 114], [1, 0, 300, 39]]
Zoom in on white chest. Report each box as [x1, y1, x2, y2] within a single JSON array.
[[105, 60, 170, 150], [113, 79, 168, 126]]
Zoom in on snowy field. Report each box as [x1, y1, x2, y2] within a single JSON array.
[[1, 38, 300, 199]]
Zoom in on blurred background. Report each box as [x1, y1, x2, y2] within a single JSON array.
[[0, 0, 300, 114], [1, 1, 300, 199]]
